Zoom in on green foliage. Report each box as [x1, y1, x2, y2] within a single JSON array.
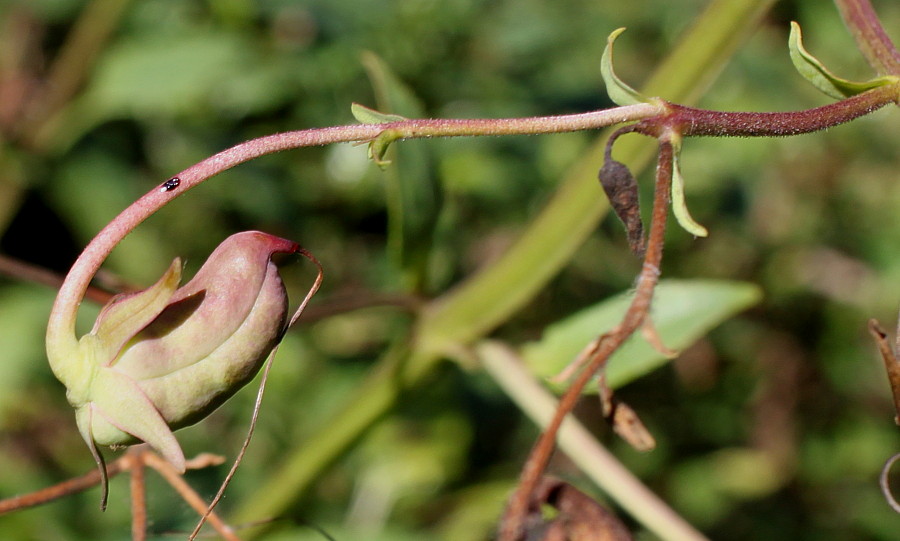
[[0, 1, 898, 540], [522, 280, 761, 390]]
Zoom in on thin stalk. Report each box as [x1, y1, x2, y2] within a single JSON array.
[[498, 137, 675, 541], [0, 456, 126, 514], [128, 450, 147, 541], [142, 452, 240, 541], [665, 84, 898, 137], [0, 450, 224, 515], [834, 0, 900, 76]]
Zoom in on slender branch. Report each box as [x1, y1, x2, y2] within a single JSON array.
[[141, 451, 240, 541], [479, 341, 707, 541], [0, 454, 126, 514], [499, 136, 675, 540], [0, 449, 224, 516], [46, 78, 896, 378], [128, 449, 147, 541], [834, 0, 900, 76]]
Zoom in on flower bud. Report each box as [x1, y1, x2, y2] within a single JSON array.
[[62, 231, 298, 473]]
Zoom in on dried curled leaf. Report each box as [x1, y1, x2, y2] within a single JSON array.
[[868, 319, 900, 425], [599, 379, 655, 452], [599, 158, 645, 256], [788, 22, 898, 99]]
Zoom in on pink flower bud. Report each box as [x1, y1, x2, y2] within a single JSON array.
[[61, 231, 299, 473]]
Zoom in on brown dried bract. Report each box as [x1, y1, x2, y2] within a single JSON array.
[[599, 158, 645, 257], [524, 478, 633, 541]]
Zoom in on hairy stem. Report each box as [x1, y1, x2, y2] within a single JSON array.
[[661, 83, 898, 137], [44, 105, 659, 369], [834, 0, 900, 76]]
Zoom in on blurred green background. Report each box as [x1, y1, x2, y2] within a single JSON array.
[[0, 0, 898, 539]]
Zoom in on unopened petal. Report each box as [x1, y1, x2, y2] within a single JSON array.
[[113, 231, 297, 379]]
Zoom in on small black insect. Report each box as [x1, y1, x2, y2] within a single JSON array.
[[160, 177, 181, 192]]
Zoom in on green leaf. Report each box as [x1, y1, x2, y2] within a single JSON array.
[[360, 52, 443, 291], [600, 28, 648, 106], [788, 21, 898, 99], [671, 149, 709, 237], [521, 280, 761, 391]]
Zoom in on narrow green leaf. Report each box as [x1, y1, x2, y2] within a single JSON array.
[[521, 280, 761, 391], [788, 21, 898, 99], [671, 151, 708, 237], [601, 28, 648, 106]]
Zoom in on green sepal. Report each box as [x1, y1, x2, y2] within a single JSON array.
[[351, 102, 407, 124], [670, 141, 708, 238], [351, 103, 408, 168], [601, 28, 648, 106], [788, 22, 898, 99], [365, 129, 402, 169], [77, 367, 185, 472], [89, 258, 182, 366]]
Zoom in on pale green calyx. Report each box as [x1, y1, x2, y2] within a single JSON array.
[[788, 21, 898, 100]]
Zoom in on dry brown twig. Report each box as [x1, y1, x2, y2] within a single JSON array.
[[0, 447, 237, 540]]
